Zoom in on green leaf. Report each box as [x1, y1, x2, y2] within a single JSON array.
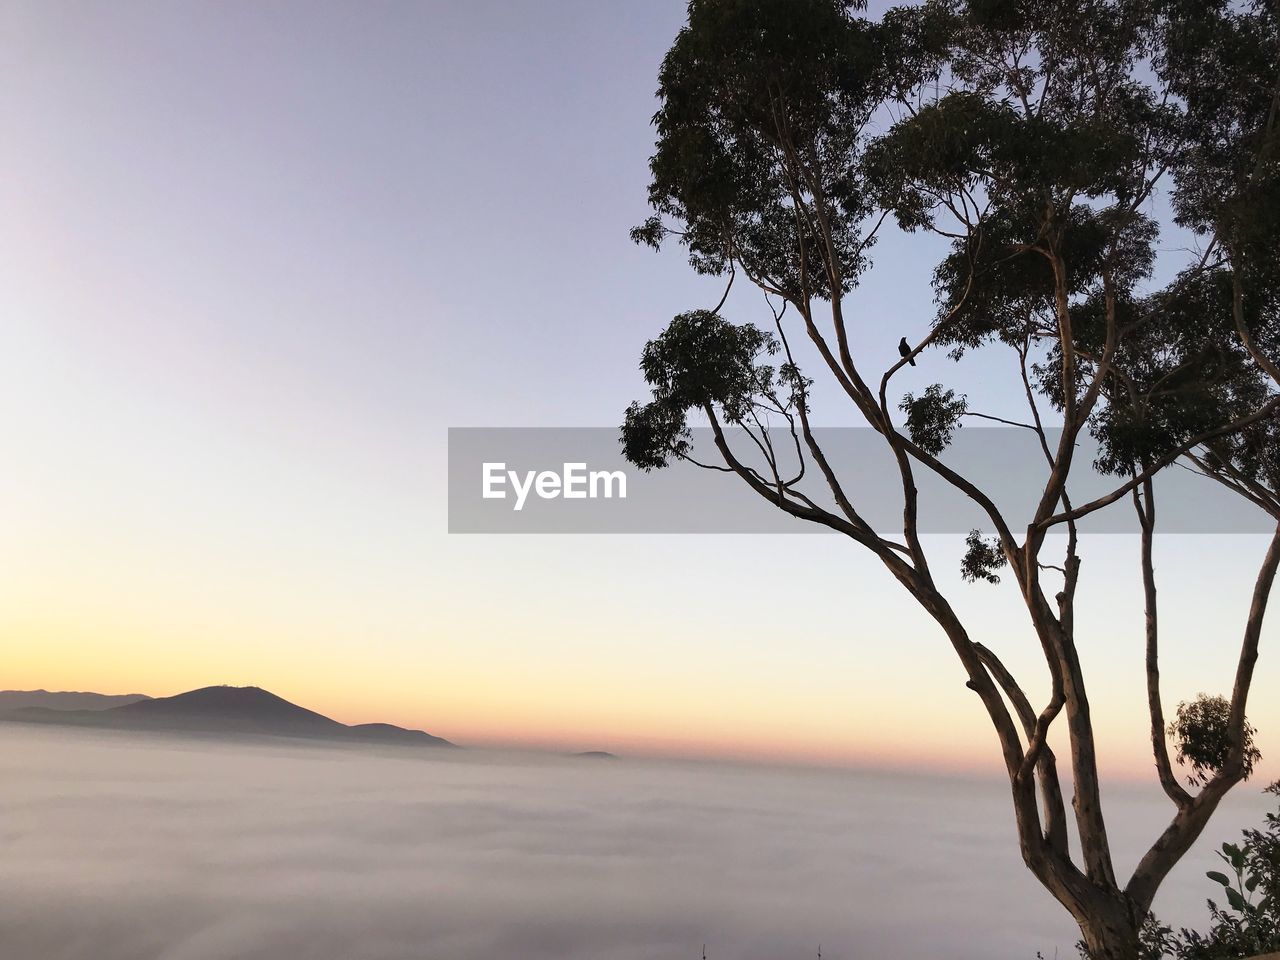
[[1224, 886, 1247, 913], [1206, 870, 1232, 887]]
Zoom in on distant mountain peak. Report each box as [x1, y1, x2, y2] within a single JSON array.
[[118, 686, 345, 729], [2, 684, 453, 749]]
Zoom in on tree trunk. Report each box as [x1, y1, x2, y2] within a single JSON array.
[[1076, 898, 1142, 960]]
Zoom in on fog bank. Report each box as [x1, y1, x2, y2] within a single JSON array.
[[0, 726, 1270, 959]]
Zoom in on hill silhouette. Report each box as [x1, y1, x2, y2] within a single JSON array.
[[114, 686, 344, 732], [0, 685, 453, 748], [0, 690, 151, 712]]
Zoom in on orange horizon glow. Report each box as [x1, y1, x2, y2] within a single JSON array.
[[6, 491, 1279, 788], [7, 654, 1260, 786]]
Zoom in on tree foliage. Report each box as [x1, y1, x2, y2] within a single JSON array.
[[1168, 694, 1262, 788], [961, 529, 1007, 584], [899, 384, 967, 456]]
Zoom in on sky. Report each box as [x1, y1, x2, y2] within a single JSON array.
[[2, 0, 1278, 781]]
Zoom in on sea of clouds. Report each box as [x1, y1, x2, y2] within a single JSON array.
[[0, 725, 1271, 960]]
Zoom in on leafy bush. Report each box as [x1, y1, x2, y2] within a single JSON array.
[[1174, 780, 1280, 959]]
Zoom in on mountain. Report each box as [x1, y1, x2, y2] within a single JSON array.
[[113, 685, 344, 734], [0, 690, 151, 712], [346, 722, 448, 745], [572, 750, 617, 760], [0, 685, 454, 748]]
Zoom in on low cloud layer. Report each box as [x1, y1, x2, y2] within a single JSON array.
[[0, 726, 1269, 959]]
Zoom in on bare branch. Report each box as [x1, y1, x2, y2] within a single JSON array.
[[1133, 480, 1193, 807]]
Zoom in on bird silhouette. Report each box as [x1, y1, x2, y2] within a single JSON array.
[[898, 336, 916, 366]]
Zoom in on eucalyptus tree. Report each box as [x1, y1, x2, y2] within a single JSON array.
[[621, 0, 1280, 956]]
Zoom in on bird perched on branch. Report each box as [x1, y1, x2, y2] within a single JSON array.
[[898, 336, 916, 366]]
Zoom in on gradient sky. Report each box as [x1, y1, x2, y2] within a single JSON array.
[[3, 0, 1278, 780]]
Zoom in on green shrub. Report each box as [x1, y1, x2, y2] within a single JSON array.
[[1174, 780, 1280, 959]]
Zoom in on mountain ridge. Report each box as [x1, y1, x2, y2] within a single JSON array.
[[0, 690, 152, 712], [0, 685, 454, 748]]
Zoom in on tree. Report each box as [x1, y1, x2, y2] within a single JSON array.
[[621, 1, 1280, 956]]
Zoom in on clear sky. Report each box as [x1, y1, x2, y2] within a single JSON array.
[[3, 0, 1277, 781]]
